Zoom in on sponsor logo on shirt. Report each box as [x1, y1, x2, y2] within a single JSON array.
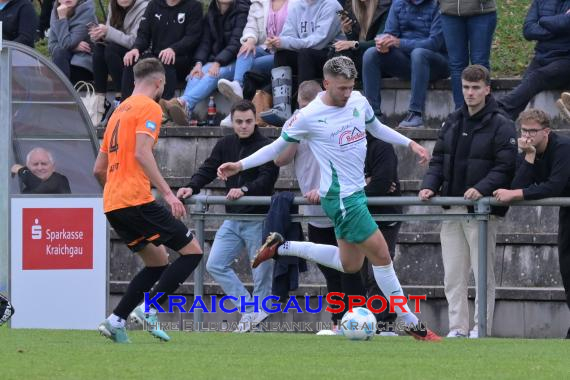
[[146, 120, 157, 132], [338, 126, 366, 147], [178, 13, 185, 23]]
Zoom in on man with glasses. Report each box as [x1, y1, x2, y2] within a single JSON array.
[[419, 64, 517, 338], [494, 108, 570, 339]]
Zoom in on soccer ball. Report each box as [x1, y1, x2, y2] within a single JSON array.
[[340, 307, 377, 341]]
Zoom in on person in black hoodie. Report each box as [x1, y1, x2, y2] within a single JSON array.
[[493, 109, 570, 340], [0, 0, 38, 47], [419, 65, 517, 338], [177, 100, 279, 332], [122, 0, 203, 100], [161, 0, 250, 125]]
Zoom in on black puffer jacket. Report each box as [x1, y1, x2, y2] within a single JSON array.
[[133, 0, 203, 56], [194, 0, 250, 66], [0, 0, 38, 47], [187, 127, 279, 214], [421, 95, 517, 215]]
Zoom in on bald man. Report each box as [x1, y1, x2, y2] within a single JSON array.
[[11, 148, 71, 194]]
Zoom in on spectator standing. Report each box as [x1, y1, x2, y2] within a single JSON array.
[[439, 0, 497, 110], [419, 65, 517, 338], [493, 109, 570, 340], [177, 100, 279, 332]]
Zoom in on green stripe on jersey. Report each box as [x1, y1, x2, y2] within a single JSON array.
[[281, 132, 300, 143]]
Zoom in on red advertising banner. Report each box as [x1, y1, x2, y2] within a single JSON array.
[[22, 208, 93, 270]]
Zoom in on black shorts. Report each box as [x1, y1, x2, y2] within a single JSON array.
[[106, 201, 193, 252]]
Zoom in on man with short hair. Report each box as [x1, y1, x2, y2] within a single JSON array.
[[11, 147, 71, 194], [177, 100, 279, 333], [219, 56, 441, 341], [493, 108, 570, 339], [93, 57, 203, 343], [419, 64, 517, 338]]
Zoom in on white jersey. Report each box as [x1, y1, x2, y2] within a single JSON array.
[[282, 91, 382, 198]]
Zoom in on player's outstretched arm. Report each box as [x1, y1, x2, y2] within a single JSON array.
[[135, 134, 186, 218], [217, 137, 291, 180]]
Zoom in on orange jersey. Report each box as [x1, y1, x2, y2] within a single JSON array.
[[100, 95, 162, 212]]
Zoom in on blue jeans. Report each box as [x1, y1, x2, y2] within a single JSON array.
[[234, 46, 274, 85], [206, 220, 273, 313], [180, 62, 236, 111], [362, 46, 449, 114], [440, 12, 497, 109]]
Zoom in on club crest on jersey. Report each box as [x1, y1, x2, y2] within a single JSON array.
[[338, 126, 365, 146], [353, 108, 360, 118], [146, 120, 157, 132]]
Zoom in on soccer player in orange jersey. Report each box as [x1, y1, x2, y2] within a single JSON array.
[[93, 58, 202, 343]]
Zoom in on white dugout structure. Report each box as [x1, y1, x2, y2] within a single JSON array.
[[0, 40, 107, 329]]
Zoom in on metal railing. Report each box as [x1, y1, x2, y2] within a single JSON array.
[[184, 195, 570, 337]]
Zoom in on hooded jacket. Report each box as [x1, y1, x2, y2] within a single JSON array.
[[49, 0, 98, 72], [0, 0, 38, 47], [187, 127, 279, 214], [383, 0, 446, 54], [105, 0, 149, 49], [421, 95, 517, 215], [345, 0, 392, 50], [194, 0, 250, 66], [279, 0, 343, 51], [133, 0, 203, 56]]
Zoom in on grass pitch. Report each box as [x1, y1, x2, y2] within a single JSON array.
[[0, 328, 567, 380]]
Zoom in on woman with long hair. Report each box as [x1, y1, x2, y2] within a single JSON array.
[[48, 0, 97, 83], [89, 0, 149, 124]]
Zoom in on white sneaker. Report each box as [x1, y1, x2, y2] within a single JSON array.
[[378, 331, 399, 337], [469, 328, 479, 339], [220, 114, 232, 127], [218, 79, 243, 103], [446, 329, 467, 338], [317, 325, 342, 336], [233, 313, 253, 333], [250, 310, 269, 325]]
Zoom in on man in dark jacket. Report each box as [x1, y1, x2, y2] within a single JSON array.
[[177, 100, 279, 333], [419, 65, 517, 338], [0, 0, 38, 47], [11, 147, 71, 194], [362, 0, 449, 128], [493, 109, 570, 339], [122, 0, 203, 99], [498, 0, 570, 120]]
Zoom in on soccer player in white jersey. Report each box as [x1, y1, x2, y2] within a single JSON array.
[[218, 56, 440, 341]]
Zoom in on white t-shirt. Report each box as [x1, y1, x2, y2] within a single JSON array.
[[294, 141, 332, 228], [282, 91, 409, 198]]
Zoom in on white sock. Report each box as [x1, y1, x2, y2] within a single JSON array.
[[277, 241, 344, 272], [107, 313, 126, 328], [372, 263, 418, 326]]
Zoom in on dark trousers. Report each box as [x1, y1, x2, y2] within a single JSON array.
[[51, 47, 93, 84], [121, 52, 192, 100], [360, 222, 401, 325], [274, 48, 329, 93], [92, 42, 129, 94], [558, 207, 570, 312], [38, 0, 55, 36], [499, 57, 570, 120], [307, 224, 365, 325]]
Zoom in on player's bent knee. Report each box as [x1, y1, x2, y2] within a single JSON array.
[[178, 238, 203, 255]]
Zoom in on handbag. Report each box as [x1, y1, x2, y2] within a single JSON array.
[[252, 90, 273, 127], [74, 81, 100, 126]]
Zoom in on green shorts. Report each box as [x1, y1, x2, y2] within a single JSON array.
[[321, 190, 378, 244]]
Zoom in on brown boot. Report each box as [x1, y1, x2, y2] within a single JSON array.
[[162, 98, 189, 126]]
